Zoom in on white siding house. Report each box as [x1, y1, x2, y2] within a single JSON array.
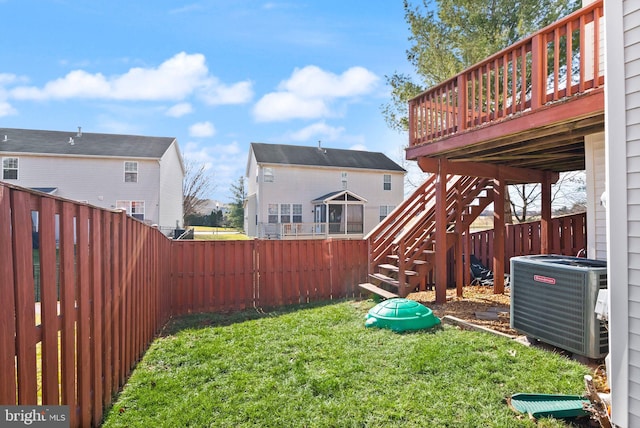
[[605, 1, 640, 426], [0, 127, 184, 230], [245, 142, 405, 239]]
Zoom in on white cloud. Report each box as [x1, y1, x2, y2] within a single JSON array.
[[166, 102, 193, 117], [253, 65, 379, 122], [9, 52, 253, 105], [254, 92, 329, 122], [286, 121, 345, 142], [200, 80, 253, 105], [0, 73, 24, 85], [0, 101, 17, 117], [279, 65, 378, 98], [189, 121, 216, 138]]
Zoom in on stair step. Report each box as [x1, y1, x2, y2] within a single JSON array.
[[358, 282, 398, 299], [369, 273, 399, 288], [378, 264, 418, 276], [387, 255, 428, 265]]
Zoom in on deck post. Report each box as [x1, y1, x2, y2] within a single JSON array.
[[435, 159, 448, 303], [530, 33, 547, 110], [455, 185, 464, 297], [408, 99, 416, 146], [540, 172, 553, 254], [492, 172, 505, 294], [456, 74, 468, 132]]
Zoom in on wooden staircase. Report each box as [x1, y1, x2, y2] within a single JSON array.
[[359, 174, 494, 299]]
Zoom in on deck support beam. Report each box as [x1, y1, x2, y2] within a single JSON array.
[[435, 159, 448, 303], [493, 173, 506, 294], [417, 157, 558, 185]]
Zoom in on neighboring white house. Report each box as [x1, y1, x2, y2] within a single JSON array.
[[604, 1, 640, 426], [245, 142, 405, 239], [0, 127, 184, 230]]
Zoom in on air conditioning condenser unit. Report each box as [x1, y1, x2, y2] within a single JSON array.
[[510, 254, 608, 359]]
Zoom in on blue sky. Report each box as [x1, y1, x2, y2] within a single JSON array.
[[0, 1, 417, 202]]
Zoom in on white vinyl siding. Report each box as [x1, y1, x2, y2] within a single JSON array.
[[624, 5, 640, 426], [158, 141, 184, 228], [606, 0, 640, 425], [2, 154, 167, 225], [585, 133, 606, 260], [252, 164, 404, 237]]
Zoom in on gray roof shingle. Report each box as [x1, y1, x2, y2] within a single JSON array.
[[0, 127, 176, 158], [250, 142, 405, 172]]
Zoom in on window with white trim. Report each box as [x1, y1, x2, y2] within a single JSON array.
[[341, 171, 348, 189], [2, 157, 18, 180], [383, 174, 391, 191], [264, 167, 274, 182], [280, 203, 291, 223], [116, 200, 145, 220], [292, 204, 303, 223], [268, 204, 278, 223], [379, 205, 395, 222], [124, 161, 138, 183]]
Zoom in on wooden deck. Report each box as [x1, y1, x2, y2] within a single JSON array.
[[365, 1, 603, 304], [406, 0, 604, 173]]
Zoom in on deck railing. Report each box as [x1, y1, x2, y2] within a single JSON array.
[[409, 0, 604, 146], [258, 222, 364, 239]]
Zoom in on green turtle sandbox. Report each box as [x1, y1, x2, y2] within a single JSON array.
[[365, 298, 441, 332]]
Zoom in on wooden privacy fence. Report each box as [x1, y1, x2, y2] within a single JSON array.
[[170, 239, 368, 316], [0, 183, 172, 427], [468, 212, 586, 273], [0, 182, 369, 427], [0, 181, 585, 427]]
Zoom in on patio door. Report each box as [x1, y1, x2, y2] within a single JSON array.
[[314, 205, 325, 233]]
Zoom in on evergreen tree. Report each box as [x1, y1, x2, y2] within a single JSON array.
[[227, 176, 246, 230]]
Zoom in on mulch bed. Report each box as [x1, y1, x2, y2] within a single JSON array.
[[408, 285, 514, 335]]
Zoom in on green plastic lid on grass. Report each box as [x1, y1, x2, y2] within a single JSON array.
[[365, 298, 441, 332]]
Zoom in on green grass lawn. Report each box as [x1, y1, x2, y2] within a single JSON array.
[[190, 226, 251, 240], [102, 300, 589, 427]]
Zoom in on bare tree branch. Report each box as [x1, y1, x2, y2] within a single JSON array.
[[182, 156, 216, 223]]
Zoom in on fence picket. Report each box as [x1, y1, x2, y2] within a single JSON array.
[[0, 185, 17, 404], [12, 190, 38, 405], [39, 197, 59, 405]]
